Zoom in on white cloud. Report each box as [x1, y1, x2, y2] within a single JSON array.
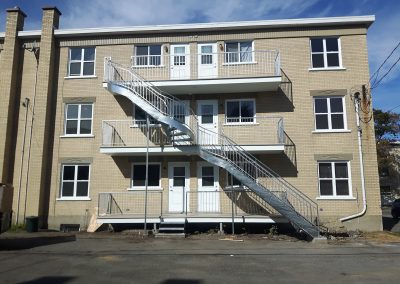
[[60, 0, 319, 29]]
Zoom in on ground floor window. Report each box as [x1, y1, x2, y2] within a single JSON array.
[[131, 163, 161, 188], [318, 161, 351, 197], [60, 164, 90, 198]]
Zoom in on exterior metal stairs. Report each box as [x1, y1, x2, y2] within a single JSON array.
[[103, 58, 321, 239], [156, 220, 186, 238]]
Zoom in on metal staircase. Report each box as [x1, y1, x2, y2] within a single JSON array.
[[103, 58, 320, 238]]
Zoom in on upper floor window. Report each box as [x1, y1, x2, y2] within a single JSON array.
[[314, 97, 346, 131], [225, 41, 253, 63], [133, 105, 157, 125], [310, 38, 342, 69], [60, 164, 90, 199], [318, 161, 351, 197], [65, 103, 93, 135], [135, 45, 162, 66], [68, 47, 96, 76], [225, 99, 255, 124]]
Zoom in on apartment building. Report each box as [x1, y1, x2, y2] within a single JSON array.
[[0, 6, 382, 238]]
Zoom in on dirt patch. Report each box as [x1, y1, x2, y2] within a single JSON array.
[[361, 231, 400, 243]]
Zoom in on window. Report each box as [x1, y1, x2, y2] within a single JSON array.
[[60, 164, 90, 199], [132, 163, 161, 188], [226, 99, 255, 123], [68, 47, 96, 76], [201, 166, 215, 187], [227, 172, 243, 187], [314, 97, 346, 131], [65, 104, 93, 135], [225, 41, 253, 63], [310, 38, 341, 69], [318, 161, 351, 197], [135, 45, 162, 66]]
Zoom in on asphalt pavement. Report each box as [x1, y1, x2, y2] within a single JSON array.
[[0, 233, 400, 284]]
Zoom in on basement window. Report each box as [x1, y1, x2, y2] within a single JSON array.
[[68, 47, 96, 76]]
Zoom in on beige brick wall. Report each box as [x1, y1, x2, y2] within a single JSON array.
[[4, 18, 381, 231]]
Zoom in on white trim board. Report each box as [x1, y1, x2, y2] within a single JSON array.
[[100, 145, 285, 155]]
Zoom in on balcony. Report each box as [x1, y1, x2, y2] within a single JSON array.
[[100, 116, 287, 155], [97, 190, 286, 224], [107, 50, 283, 94]]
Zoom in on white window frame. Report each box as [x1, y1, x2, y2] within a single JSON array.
[[317, 161, 353, 199], [68, 47, 96, 77], [133, 45, 163, 67], [224, 41, 255, 64], [130, 162, 162, 190], [313, 96, 348, 132], [309, 37, 343, 70], [59, 164, 91, 200], [225, 99, 256, 124], [64, 103, 94, 136]]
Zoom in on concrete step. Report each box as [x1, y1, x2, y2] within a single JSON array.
[[159, 227, 184, 231], [155, 232, 185, 238]]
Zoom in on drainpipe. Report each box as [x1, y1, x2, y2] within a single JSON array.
[[340, 92, 367, 222]]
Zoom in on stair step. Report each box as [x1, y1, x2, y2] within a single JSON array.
[[155, 233, 186, 238], [159, 227, 184, 231]]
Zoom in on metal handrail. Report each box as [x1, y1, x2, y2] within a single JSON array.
[[104, 58, 320, 236]]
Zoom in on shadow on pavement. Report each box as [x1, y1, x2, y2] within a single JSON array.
[[161, 280, 203, 284], [0, 234, 76, 250], [18, 276, 76, 284]]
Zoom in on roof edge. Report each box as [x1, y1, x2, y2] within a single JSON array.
[[0, 15, 375, 39]]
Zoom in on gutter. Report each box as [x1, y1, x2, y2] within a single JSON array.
[[340, 93, 367, 222]]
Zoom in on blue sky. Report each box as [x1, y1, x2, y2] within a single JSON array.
[[1, 0, 399, 113]]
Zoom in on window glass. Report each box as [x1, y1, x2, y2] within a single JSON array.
[[326, 38, 339, 51], [226, 100, 255, 123], [84, 48, 96, 61], [202, 166, 214, 187], [69, 47, 95, 76], [173, 167, 185, 187], [318, 161, 350, 197], [314, 97, 345, 130], [201, 105, 214, 124], [241, 100, 254, 118], [310, 38, 340, 68], [226, 101, 240, 118], [311, 39, 323, 52], [133, 164, 160, 187], [65, 104, 93, 135], [60, 164, 90, 198]]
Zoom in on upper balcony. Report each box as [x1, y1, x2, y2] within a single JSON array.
[[111, 49, 283, 94]]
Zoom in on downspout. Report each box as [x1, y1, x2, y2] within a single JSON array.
[[340, 93, 367, 222]]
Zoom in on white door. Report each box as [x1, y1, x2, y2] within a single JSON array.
[[170, 44, 190, 80], [168, 162, 190, 213], [198, 43, 218, 79], [197, 100, 218, 145], [197, 162, 220, 212]]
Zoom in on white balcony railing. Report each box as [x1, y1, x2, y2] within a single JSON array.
[[128, 50, 280, 81], [98, 190, 282, 218], [101, 116, 285, 148]]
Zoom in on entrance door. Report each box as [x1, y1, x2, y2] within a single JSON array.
[[170, 44, 190, 80], [168, 162, 190, 213], [197, 100, 218, 145], [197, 162, 220, 212], [198, 43, 218, 79]]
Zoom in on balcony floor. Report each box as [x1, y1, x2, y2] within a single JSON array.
[[100, 144, 285, 156], [151, 76, 282, 94], [97, 213, 287, 224]]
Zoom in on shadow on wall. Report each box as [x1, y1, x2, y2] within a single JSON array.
[[0, 234, 76, 250], [257, 90, 294, 113], [112, 156, 132, 179], [259, 154, 298, 178]]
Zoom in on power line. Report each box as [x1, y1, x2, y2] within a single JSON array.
[[370, 41, 400, 86], [388, 102, 400, 112], [371, 55, 400, 89]]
